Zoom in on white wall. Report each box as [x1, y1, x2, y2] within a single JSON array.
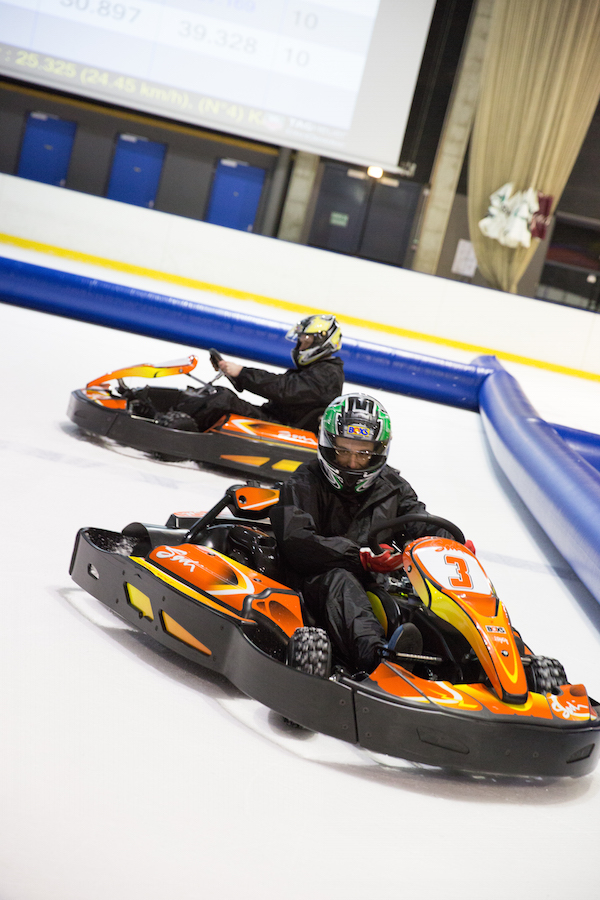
[[2, 172, 600, 375]]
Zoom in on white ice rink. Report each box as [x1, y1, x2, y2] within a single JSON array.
[[2, 260, 600, 899]]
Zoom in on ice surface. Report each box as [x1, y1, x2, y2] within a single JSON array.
[[2, 278, 600, 900]]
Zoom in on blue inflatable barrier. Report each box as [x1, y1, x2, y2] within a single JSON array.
[[552, 422, 600, 473], [2, 253, 600, 606], [339, 339, 491, 411], [0, 255, 290, 362], [477, 356, 600, 603], [0, 255, 489, 410]]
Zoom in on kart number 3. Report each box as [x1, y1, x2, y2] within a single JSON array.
[[444, 554, 473, 589]]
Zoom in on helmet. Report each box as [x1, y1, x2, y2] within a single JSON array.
[[318, 393, 391, 493], [286, 314, 342, 366]]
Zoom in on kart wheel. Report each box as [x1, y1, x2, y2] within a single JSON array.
[[287, 627, 332, 678], [152, 411, 199, 461], [155, 410, 199, 432], [526, 656, 568, 694], [284, 627, 332, 729]]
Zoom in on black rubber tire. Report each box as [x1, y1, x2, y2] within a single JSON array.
[[526, 655, 568, 694], [152, 411, 199, 461], [155, 410, 199, 433], [287, 627, 332, 678]]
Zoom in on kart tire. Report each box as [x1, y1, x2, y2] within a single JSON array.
[[283, 627, 332, 728], [526, 656, 568, 694], [287, 627, 332, 678], [152, 411, 199, 461], [155, 410, 199, 433]]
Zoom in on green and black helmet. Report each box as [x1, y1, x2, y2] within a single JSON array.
[[318, 393, 392, 493]]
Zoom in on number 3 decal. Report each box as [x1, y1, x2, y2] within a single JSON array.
[[444, 555, 473, 589]]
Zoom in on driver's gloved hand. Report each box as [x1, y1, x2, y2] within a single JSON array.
[[117, 385, 137, 400], [464, 539, 476, 555], [360, 544, 403, 573]]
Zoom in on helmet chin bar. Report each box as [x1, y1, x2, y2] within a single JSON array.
[[292, 334, 327, 367], [286, 314, 342, 367], [318, 445, 387, 493], [317, 392, 392, 493]]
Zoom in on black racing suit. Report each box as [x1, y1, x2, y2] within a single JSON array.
[[270, 460, 452, 673], [135, 356, 344, 434]]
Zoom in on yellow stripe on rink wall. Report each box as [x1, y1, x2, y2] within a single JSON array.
[[1, 231, 599, 383]]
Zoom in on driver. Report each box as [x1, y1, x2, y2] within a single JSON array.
[[271, 392, 467, 675], [128, 314, 344, 435]]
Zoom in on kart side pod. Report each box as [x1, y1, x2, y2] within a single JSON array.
[[146, 543, 304, 639], [403, 537, 529, 704]]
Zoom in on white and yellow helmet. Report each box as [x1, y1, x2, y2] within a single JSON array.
[[286, 314, 342, 366]]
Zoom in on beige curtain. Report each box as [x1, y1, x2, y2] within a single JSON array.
[[468, 0, 600, 293]]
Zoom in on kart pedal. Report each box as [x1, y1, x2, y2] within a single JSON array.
[[388, 652, 443, 664]]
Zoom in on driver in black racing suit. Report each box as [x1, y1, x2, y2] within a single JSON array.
[[128, 315, 344, 435], [271, 392, 469, 675]]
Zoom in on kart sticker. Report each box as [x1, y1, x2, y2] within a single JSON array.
[[153, 545, 255, 597], [413, 545, 494, 595], [217, 418, 317, 447], [549, 695, 591, 721], [444, 554, 473, 589]]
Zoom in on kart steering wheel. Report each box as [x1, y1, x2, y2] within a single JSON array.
[[209, 348, 223, 371], [368, 513, 465, 554], [208, 348, 236, 386]]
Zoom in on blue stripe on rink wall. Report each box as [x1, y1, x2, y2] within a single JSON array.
[[3, 254, 600, 606]]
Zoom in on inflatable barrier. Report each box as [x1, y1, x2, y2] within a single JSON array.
[[0, 256, 490, 410], [477, 357, 600, 603]]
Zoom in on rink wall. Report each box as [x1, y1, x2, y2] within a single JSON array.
[[2, 173, 600, 378], [2, 253, 600, 606]]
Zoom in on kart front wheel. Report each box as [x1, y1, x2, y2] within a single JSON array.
[[526, 656, 568, 694], [287, 627, 332, 678]]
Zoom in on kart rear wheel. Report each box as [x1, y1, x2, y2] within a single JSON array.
[[152, 410, 199, 461], [287, 627, 332, 678], [526, 656, 568, 694]]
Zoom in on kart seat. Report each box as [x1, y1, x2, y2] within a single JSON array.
[[201, 523, 279, 580], [199, 524, 233, 554], [366, 585, 403, 639], [226, 525, 279, 579]]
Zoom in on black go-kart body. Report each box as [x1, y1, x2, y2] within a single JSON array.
[[69, 483, 600, 778], [67, 355, 317, 480]]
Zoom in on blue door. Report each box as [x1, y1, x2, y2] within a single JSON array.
[[205, 159, 266, 232], [17, 112, 77, 186], [106, 135, 167, 208]]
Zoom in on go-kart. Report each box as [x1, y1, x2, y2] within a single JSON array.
[[69, 483, 600, 778], [67, 353, 317, 480]]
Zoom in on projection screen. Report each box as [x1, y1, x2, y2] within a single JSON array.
[[0, 0, 435, 170]]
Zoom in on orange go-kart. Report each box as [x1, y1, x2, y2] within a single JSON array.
[[67, 353, 317, 480], [69, 482, 600, 777]]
